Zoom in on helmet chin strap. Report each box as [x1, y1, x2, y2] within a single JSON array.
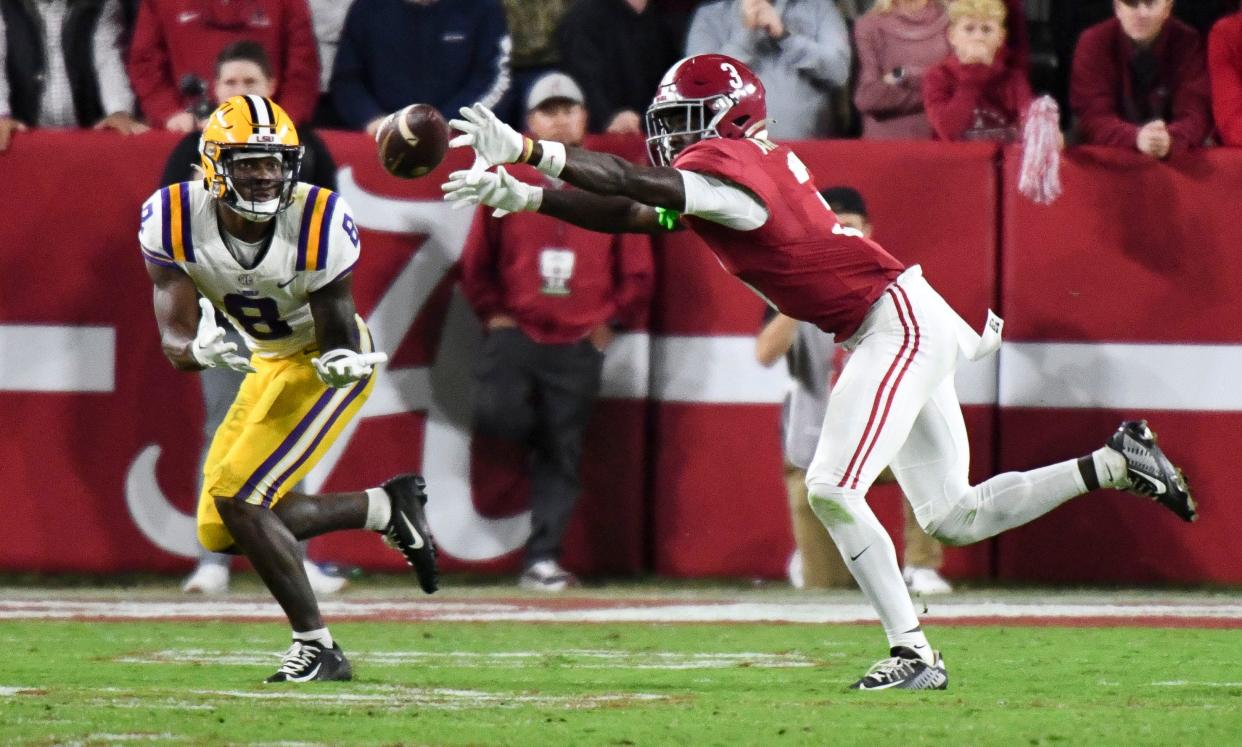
[[224, 196, 281, 222]]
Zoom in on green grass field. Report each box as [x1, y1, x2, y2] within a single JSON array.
[[1, 582, 1240, 746]]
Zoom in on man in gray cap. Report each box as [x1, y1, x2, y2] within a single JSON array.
[[459, 70, 654, 591], [523, 71, 589, 147]]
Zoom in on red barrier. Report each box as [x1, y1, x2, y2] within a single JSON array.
[[0, 133, 1232, 584], [997, 146, 1242, 583]]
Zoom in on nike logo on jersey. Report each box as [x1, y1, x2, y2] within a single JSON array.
[[400, 513, 425, 549], [1129, 468, 1167, 495], [277, 276, 297, 288], [849, 545, 871, 562]]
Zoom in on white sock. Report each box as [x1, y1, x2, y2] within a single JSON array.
[[292, 627, 333, 649], [364, 487, 391, 531], [808, 486, 934, 665], [924, 459, 1088, 545], [1093, 447, 1128, 488]]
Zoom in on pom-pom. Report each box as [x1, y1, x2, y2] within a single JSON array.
[[1018, 96, 1062, 205]]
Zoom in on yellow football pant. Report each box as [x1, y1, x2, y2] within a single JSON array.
[[196, 325, 377, 552]]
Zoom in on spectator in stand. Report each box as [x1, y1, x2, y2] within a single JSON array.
[[459, 73, 654, 590], [306, 0, 355, 127], [852, 0, 951, 139], [756, 186, 952, 595], [500, 0, 572, 126], [331, 0, 511, 137], [685, 0, 852, 138], [127, 0, 319, 131], [159, 40, 344, 597], [556, 0, 682, 134], [1070, 0, 1212, 158], [0, 0, 147, 151], [924, 0, 1032, 142], [1209, 4, 1242, 145]]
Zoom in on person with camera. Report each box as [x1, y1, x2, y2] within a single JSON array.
[[127, 0, 319, 131]]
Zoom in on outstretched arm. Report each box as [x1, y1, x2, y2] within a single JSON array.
[[538, 189, 665, 233], [441, 167, 666, 233], [449, 103, 686, 211]]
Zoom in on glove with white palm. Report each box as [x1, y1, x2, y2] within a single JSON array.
[[448, 103, 567, 178], [441, 166, 543, 217], [311, 348, 388, 389], [448, 103, 525, 167], [192, 298, 256, 373]]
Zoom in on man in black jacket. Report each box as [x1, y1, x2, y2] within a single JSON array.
[[0, 0, 146, 150]]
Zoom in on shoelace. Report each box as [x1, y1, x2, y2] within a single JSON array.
[[276, 641, 320, 675], [863, 656, 919, 683]]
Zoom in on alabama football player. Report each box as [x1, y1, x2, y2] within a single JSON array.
[[140, 94, 438, 683], [442, 55, 1196, 690]]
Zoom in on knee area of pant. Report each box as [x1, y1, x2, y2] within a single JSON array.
[[805, 486, 864, 528], [197, 519, 234, 554]]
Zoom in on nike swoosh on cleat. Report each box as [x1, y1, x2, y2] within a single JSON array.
[[290, 663, 322, 682], [1129, 468, 1168, 495], [400, 513, 425, 549], [849, 545, 871, 562]]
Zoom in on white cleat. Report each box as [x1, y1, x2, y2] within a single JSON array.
[[181, 562, 229, 595], [519, 560, 579, 592], [903, 566, 953, 595]]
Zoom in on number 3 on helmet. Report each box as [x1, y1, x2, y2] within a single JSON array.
[[645, 54, 768, 167], [199, 94, 304, 222]]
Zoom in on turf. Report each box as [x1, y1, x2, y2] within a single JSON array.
[[1, 616, 1239, 746]]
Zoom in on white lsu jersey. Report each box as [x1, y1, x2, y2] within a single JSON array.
[[139, 180, 362, 359]]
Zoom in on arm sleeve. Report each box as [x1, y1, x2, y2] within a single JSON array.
[[609, 232, 655, 328], [851, 17, 925, 116], [458, 208, 505, 320], [1165, 34, 1213, 154], [329, 6, 385, 129], [775, 1, 851, 87], [1209, 22, 1242, 146], [93, 0, 135, 117], [127, 0, 182, 126], [685, 4, 762, 65], [678, 169, 769, 230], [308, 195, 362, 291], [274, 0, 322, 125], [138, 189, 177, 266], [442, 3, 512, 115], [1069, 28, 1141, 149]]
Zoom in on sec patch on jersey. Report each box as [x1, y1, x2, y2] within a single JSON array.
[[376, 103, 449, 179]]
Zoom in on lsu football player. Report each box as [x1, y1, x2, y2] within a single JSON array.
[[443, 55, 1195, 691], [140, 94, 438, 683]]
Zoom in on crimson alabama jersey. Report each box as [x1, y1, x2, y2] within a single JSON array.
[[673, 137, 905, 339]]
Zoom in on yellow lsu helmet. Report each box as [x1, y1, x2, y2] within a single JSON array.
[[199, 94, 304, 222]]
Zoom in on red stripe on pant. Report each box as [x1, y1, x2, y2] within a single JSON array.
[[848, 284, 921, 489], [836, 287, 914, 489]]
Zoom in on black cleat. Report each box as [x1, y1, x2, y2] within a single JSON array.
[[264, 641, 352, 683], [1107, 420, 1196, 522], [850, 647, 948, 691], [382, 473, 439, 593]]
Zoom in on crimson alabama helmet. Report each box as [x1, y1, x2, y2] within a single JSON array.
[[645, 54, 767, 166]]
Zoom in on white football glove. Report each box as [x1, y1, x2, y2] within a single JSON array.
[[448, 103, 524, 168], [441, 166, 542, 217], [192, 298, 255, 373], [311, 348, 388, 388]]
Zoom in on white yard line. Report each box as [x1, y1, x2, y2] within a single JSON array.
[[2, 598, 1241, 623]]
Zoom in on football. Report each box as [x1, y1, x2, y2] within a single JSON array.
[[375, 103, 449, 179]]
